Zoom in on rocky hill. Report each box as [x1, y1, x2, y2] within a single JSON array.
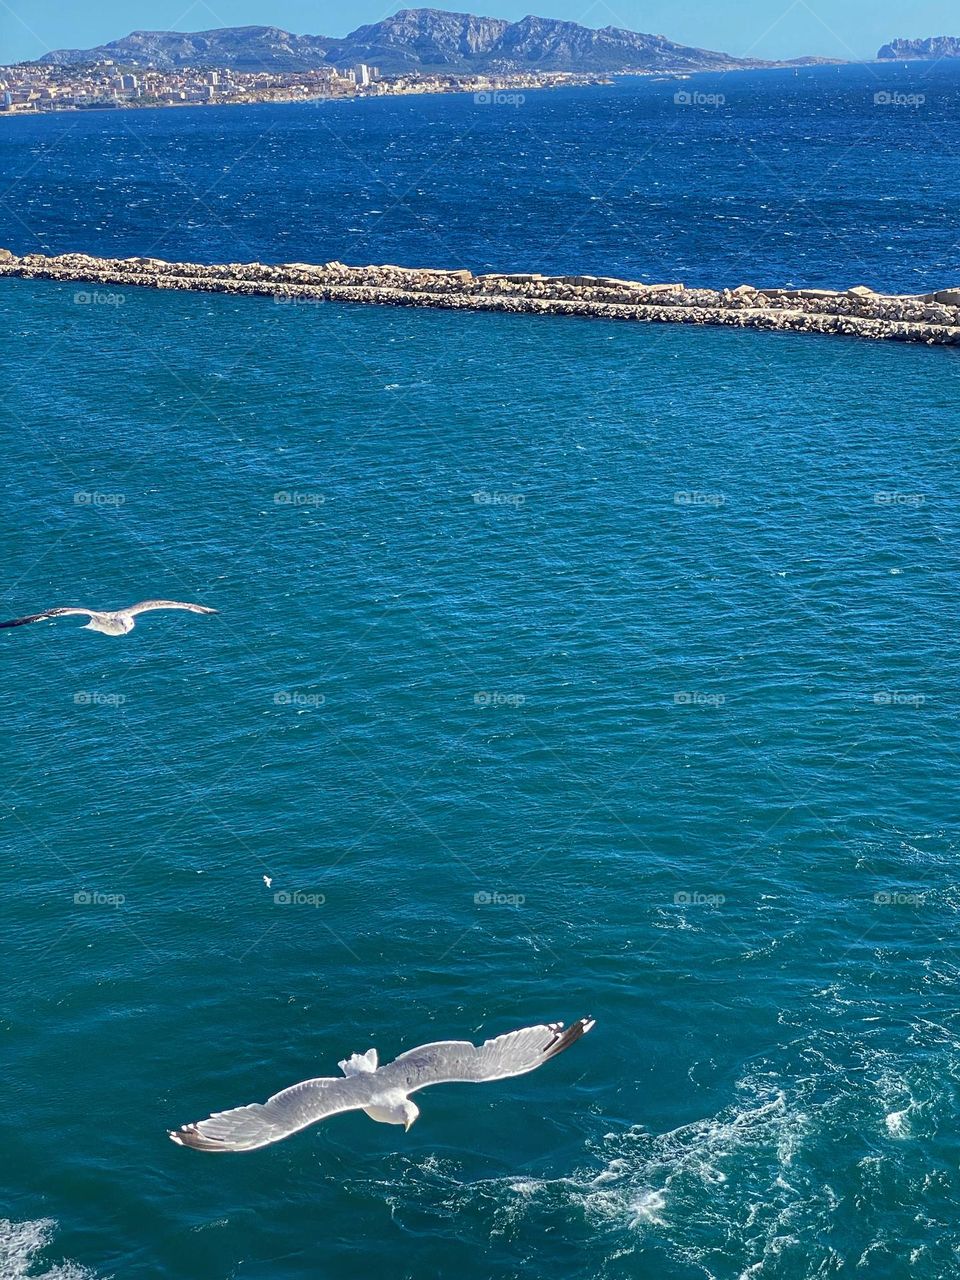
[[39, 26, 335, 72], [37, 7, 798, 73], [877, 36, 960, 60], [328, 10, 758, 73]]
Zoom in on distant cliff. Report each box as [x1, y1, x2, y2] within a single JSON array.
[[37, 6, 815, 73], [877, 36, 960, 60]]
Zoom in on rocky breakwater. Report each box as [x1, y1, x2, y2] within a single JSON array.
[[1, 249, 959, 345]]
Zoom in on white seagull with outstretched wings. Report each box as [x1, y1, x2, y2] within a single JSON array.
[[0, 600, 216, 636], [170, 1018, 595, 1152]]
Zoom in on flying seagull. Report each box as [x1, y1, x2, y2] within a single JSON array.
[[0, 600, 217, 636], [169, 1017, 595, 1152]]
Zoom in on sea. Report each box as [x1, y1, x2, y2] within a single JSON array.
[[1, 61, 959, 1280]]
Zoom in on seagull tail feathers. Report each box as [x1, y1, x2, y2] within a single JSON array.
[[339, 1048, 378, 1077]]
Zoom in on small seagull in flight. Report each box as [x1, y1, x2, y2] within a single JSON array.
[[0, 600, 217, 637], [170, 1017, 595, 1152]]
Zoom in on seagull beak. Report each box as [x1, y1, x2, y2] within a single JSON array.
[[404, 1119, 413, 1132]]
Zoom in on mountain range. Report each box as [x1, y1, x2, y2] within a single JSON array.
[[877, 36, 960, 60], [36, 8, 828, 74]]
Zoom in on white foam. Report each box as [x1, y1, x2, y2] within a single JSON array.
[[626, 1189, 666, 1227], [0, 1219, 97, 1280], [885, 1108, 911, 1137], [366, 1027, 960, 1276]]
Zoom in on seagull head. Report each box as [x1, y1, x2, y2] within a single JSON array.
[[402, 1099, 420, 1132]]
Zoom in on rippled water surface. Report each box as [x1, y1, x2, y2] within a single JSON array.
[[1, 62, 959, 289], [2, 64, 960, 1280]]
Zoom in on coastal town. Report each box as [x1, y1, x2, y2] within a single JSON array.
[[0, 60, 611, 114]]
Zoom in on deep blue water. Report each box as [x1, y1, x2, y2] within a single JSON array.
[[1, 62, 959, 290], [2, 63, 960, 1280]]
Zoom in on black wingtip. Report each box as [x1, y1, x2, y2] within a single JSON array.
[[543, 1016, 595, 1060], [169, 1124, 227, 1152]]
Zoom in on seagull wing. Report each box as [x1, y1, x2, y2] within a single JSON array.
[[379, 1018, 595, 1093], [126, 600, 217, 616], [169, 1073, 376, 1152], [0, 607, 95, 629]]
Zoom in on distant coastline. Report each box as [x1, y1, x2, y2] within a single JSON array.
[[3, 249, 958, 346], [0, 64, 612, 117], [3, 6, 851, 117]]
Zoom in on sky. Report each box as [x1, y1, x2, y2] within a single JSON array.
[[1, 0, 957, 65]]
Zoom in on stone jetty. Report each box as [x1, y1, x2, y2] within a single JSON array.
[[2, 248, 959, 345]]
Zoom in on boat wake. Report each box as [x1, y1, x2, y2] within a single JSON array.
[[363, 1037, 959, 1279], [0, 1220, 96, 1280]]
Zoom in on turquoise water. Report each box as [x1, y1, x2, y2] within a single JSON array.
[[3, 275, 959, 1278]]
